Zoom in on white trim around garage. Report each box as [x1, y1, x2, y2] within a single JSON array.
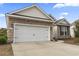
[[13, 23, 50, 43]]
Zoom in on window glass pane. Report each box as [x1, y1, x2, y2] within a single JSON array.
[[60, 26, 64, 35], [60, 26, 70, 36]]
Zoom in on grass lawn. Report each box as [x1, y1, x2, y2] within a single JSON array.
[[0, 44, 13, 56]]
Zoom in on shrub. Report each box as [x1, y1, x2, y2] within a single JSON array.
[[74, 38, 79, 43], [75, 31, 79, 37], [0, 36, 7, 44], [0, 28, 7, 44], [74, 21, 79, 43]]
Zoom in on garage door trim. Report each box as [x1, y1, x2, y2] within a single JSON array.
[[13, 23, 50, 43]]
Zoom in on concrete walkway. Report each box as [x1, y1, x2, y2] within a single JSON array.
[[12, 41, 79, 56]]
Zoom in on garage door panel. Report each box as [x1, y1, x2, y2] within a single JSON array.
[[14, 24, 50, 43], [35, 29, 48, 41]]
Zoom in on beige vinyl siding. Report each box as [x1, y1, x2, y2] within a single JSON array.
[[16, 7, 49, 19]]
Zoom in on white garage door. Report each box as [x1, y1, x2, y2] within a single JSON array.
[[14, 24, 50, 43]]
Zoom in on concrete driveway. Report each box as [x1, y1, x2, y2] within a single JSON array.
[[12, 41, 79, 56]]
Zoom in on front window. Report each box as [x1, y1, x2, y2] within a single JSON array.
[[60, 26, 69, 36]]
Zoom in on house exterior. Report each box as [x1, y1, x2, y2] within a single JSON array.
[[6, 5, 71, 43], [6, 5, 55, 43], [53, 18, 70, 39]]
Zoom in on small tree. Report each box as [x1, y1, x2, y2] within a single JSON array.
[[75, 21, 79, 37], [0, 28, 7, 44]]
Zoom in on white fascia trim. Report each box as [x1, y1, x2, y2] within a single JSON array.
[[8, 5, 55, 22], [36, 6, 55, 22], [8, 5, 36, 15], [8, 14, 53, 22]]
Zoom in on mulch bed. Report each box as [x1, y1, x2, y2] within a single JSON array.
[[64, 38, 79, 45], [0, 44, 13, 56]]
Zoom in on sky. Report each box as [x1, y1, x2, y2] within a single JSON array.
[[0, 3, 79, 28]]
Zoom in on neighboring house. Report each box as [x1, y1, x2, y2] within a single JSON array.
[[70, 19, 79, 38], [6, 5, 55, 43], [53, 18, 70, 39], [70, 24, 75, 38]]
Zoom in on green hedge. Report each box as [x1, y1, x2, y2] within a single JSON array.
[[75, 22, 79, 37], [0, 28, 7, 44], [75, 31, 79, 37], [0, 36, 7, 44]]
